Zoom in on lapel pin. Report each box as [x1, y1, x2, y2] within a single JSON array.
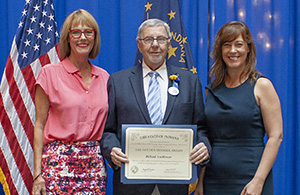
[[168, 74, 180, 96]]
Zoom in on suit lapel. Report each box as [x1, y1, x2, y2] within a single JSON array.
[[163, 65, 177, 124], [129, 65, 152, 123]]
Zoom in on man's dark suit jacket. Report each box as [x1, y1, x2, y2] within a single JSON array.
[[100, 64, 211, 195]]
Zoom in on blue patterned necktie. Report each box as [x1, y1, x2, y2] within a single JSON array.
[[147, 71, 162, 125]]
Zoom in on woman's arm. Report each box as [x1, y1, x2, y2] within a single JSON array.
[[194, 167, 206, 195], [194, 88, 209, 195], [32, 85, 50, 195], [241, 78, 283, 195]]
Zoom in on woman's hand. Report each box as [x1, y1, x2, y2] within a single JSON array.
[[241, 178, 264, 195], [32, 175, 46, 195]]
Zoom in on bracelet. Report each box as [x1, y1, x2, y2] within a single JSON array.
[[32, 173, 41, 182]]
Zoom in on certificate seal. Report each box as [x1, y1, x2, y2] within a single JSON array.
[[168, 86, 179, 96], [131, 166, 139, 174]]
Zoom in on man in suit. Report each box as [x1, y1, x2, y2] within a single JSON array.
[[100, 18, 211, 195]]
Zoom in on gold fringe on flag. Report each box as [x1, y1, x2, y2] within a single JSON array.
[[188, 179, 198, 194], [0, 167, 10, 195]]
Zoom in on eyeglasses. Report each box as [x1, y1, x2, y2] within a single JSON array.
[[139, 36, 169, 44], [69, 29, 96, 39]]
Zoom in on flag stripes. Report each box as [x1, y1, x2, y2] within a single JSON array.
[[0, 43, 60, 194]]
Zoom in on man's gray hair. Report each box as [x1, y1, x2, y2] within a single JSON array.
[[136, 18, 171, 40]]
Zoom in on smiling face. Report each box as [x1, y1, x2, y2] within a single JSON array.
[[222, 34, 249, 70], [137, 26, 170, 70], [69, 22, 95, 59]]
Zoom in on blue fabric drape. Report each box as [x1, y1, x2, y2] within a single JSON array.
[[0, 0, 298, 194]]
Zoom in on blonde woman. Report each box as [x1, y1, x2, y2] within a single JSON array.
[[32, 9, 108, 194]]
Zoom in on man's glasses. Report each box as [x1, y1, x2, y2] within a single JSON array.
[[139, 36, 169, 45], [69, 29, 96, 39]]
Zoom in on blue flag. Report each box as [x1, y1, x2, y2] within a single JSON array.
[[134, 0, 197, 74]]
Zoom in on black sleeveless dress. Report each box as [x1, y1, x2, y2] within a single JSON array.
[[204, 77, 273, 195]]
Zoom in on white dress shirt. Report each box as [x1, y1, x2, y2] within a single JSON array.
[[142, 61, 168, 118]]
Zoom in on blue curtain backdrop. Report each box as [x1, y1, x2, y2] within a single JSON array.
[[0, 0, 299, 194]]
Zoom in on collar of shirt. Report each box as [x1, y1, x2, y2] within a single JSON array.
[[63, 57, 99, 77], [142, 61, 168, 81]]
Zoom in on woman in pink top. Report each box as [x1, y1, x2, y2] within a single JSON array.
[[32, 9, 109, 195]]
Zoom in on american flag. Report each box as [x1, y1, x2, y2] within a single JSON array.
[[0, 0, 60, 194]]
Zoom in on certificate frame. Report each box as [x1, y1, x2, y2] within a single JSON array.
[[121, 124, 197, 184]]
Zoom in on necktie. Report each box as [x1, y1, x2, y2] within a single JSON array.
[[147, 71, 162, 125]]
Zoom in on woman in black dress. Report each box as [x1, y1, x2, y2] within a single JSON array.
[[195, 21, 283, 195]]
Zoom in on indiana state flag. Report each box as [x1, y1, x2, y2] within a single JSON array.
[[134, 0, 197, 74]]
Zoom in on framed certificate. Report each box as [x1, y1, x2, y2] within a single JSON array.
[[121, 124, 197, 184]]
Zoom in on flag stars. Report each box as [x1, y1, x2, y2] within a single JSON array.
[[42, 10, 47, 17], [190, 66, 197, 74], [180, 37, 188, 45], [22, 9, 27, 16], [43, 0, 48, 6], [36, 32, 42, 39], [24, 39, 31, 47], [168, 45, 178, 59], [33, 44, 40, 51], [47, 25, 53, 32], [33, 4, 40, 12], [15, 0, 59, 70], [21, 51, 28, 59], [18, 21, 24, 28], [30, 16, 37, 23], [145, 2, 152, 12], [48, 14, 54, 21], [39, 21, 45, 28], [168, 10, 176, 20], [45, 38, 51, 45], [27, 28, 33, 35]]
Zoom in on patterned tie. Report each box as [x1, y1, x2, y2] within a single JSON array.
[[147, 71, 162, 125]]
